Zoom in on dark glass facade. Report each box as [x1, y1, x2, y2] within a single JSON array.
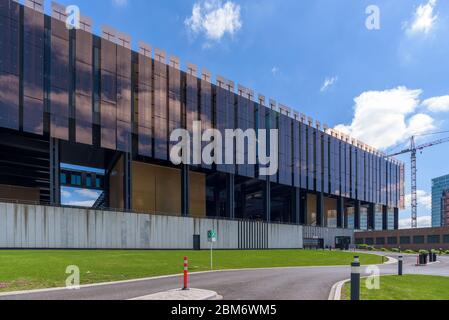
[[0, 1, 404, 230]]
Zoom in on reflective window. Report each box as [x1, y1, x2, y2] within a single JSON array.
[[236, 95, 256, 178], [50, 19, 69, 140], [153, 60, 167, 160], [0, 1, 19, 130], [200, 79, 212, 170], [400, 236, 411, 244], [215, 86, 235, 174], [168, 65, 181, 156], [322, 134, 329, 194], [315, 130, 322, 192], [307, 127, 315, 190], [387, 237, 397, 245], [300, 123, 307, 188], [186, 72, 198, 164], [413, 235, 425, 244], [23, 7, 44, 135], [427, 235, 440, 244], [138, 54, 152, 157], [75, 29, 93, 145], [292, 122, 300, 187], [278, 114, 291, 185], [100, 38, 117, 150]]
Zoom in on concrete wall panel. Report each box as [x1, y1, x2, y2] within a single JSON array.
[[0, 202, 351, 250]]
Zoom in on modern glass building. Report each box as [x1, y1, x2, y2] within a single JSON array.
[[432, 174, 449, 227], [0, 0, 404, 231]]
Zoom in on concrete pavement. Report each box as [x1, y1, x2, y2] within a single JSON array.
[[0, 253, 448, 300]]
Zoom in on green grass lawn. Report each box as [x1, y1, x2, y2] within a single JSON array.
[[0, 249, 382, 292], [342, 275, 449, 300]]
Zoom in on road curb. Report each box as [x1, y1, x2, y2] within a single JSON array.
[[328, 279, 350, 300]]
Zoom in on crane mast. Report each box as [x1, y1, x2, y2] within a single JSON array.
[[410, 137, 417, 229]]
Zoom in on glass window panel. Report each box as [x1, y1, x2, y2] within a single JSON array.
[[75, 93, 92, 145], [138, 55, 152, 157], [101, 101, 116, 150], [75, 30, 93, 145], [307, 127, 314, 190], [293, 122, 300, 187], [153, 60, 167, 160], [200, 79, 212, 170], [0, 12, 19, 76], [315, 130, 322, 192], [351, 147, 356, 199], [300, 123, 307, 188], [101, 39, 117, 73], [117, 120, 131, 152], [186, 73, 198, 165], [23, 8, 44, 134], [323, 134, 329, 194], [216, 86, 235, 174], [168, 66, 181, 157], [0, 72, 19, 130], [278, 114, 289, 185], [23, 95, 44, 134], [50, 21, 69, 140], [237, 95, 256, 178], [50, 87, 69, 140]]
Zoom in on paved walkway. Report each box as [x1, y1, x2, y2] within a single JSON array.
[[0, 253, 448, 300]]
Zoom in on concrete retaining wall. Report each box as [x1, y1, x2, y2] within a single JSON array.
[[303, 226, 355, 248], [0, 202, 304, 249]]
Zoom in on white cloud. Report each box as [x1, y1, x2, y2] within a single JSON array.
[[423, 95, 449, 112], [271, 66, 279, 76], [65, 200, 96, 208], [405, 0, 438, 35], [75, 189, 101, 200], [185, 0, 242, 41], [335, 87, 436, 150], [404, 190, 432, 210], [320, 76, 338, 92], [61, 190, 71, 198], [112, 0, 128, 7], [399, 215, 431, 229]]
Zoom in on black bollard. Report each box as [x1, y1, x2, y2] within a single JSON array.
[[398, 256, 403, 276], [351, 256, 361, 301]]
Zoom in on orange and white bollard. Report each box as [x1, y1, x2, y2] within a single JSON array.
[[183, 256, 189, 290]]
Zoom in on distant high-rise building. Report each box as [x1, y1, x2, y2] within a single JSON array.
[[432, 174, 449, 227], [442, 190, 449, 227]]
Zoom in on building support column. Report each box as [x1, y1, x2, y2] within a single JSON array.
[[337, 197, 345, 228], [49, 138, 60, 206], [292, 188, 301, 224], [226, 173, 235, 219], [368, 203, 375, 230], [299, 190, 307, 225], [263, 179, 271, 222], [382, 205, 388, 231], [316, 192, 324, 227], [354, 200, 361, 230], [394, 208, 399, 230], [181, 164, 190, 217], [124, 152, 132, 211]]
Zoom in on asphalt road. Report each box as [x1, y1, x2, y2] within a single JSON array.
[[1, 253, 448, 300]]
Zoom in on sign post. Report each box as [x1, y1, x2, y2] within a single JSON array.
[[207, 230, 217, 270]]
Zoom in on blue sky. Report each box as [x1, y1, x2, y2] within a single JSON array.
[[46, 0, 449, 228]]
